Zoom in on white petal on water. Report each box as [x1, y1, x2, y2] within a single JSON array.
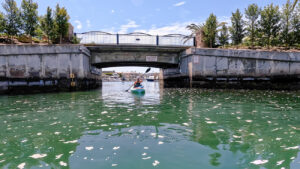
[[291, 157, 295, 160], [112, 164, 118, 167], [276, 138, 282, 141], [142, 153, 147, 156], [84, 157, 87, 160], [142, 156, 151, 160], [17, 163, 26, 169], [158, 141, 164, 145], [150, 133, 156, 137], [152, 160, 160, 166], [54, 132, 61, 135], [233, 135, 242, 138], [64, 140, 78, 144], [59, 161, 67, 166], [37, 132, 42, 136], [85, 146, 94, 151], [113, 146, 120, 150], [158, 135, 164, 138], [251, 160, 268, 165], [101, 124, 108, 127], [21, 139, 28, 143], [217, 129, 224, 132], [182, 123, 189, 126], [88, 122, 95, 124], [0, 153, 3, 156], [30, 154, 47, 159], [206, 121, 216, 124], [144, 147, 149, 150], [101, 111, 108, 114], [258, 139, 263, 142], [0, 160, 5, 163], [284, 146, 299, 150], [55, 154, 63, 160], [245, 120, 253, 123], [277, 160, 285, 165]]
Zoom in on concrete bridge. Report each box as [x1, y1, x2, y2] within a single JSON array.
[[0, 31, 300, 93], [87, 45, 188, 68]]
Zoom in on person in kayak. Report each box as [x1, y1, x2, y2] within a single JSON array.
[[134, 78, 143, 88]]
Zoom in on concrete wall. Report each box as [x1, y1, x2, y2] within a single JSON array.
[[0, 45, 101, 94], [163, 48, 300, 89]]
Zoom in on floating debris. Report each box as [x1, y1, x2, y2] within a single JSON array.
[[64, 140, 78, 144], [85, 146, 94, 151], [59, 161, 67, 166], [30, 154, 47, 159], [17, 163, 26, 169], [55, 154, 63, 160], [251, 160, 268, 165], [152, 160, 160, 166]]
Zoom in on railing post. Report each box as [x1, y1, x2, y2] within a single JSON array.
[[156, 35, 159, 46], [193, 37, 196, 47], [117, 33, 119, 45]]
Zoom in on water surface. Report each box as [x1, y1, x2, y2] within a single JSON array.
[[0, 82, 300, 169]]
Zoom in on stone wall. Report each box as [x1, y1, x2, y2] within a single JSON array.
[[0, 45, 101, 94]]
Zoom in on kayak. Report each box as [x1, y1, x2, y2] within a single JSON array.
[[130, 86, 145, 94]]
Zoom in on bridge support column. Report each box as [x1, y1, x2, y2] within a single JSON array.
[[161, 68, 189, 88]]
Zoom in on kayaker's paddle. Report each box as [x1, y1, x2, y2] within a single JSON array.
[[125, 68, 151, 92]]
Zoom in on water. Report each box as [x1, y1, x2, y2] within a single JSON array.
[[0, 82, 300, 169]]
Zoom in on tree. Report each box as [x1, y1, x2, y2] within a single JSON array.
[[41, 7, 55, 44], [280, 0, 294, 47], [186, 23, 206, 47], [245, 4, 260, 48], [55, 4, 69, 44], [21, 0, 38, 43], [290, 3, 300, 45], [230, 9, 245, 45], [2, 0, 22, 41], [218, 24, 229, 47], [259, 4, 281, 48], [203, 13, 218, 48], [0, 12, 5, 34], [293, 0, 299, 9]]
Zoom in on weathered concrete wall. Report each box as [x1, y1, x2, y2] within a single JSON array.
[[164, 48, 300, 89], [0, 45, 101, 94], [88, 45, 185, 68]]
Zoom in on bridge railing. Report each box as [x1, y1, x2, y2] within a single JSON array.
[[75, 31, 195, 47]]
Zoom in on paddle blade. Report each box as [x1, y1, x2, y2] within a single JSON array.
[[145, 68, 151, 73]]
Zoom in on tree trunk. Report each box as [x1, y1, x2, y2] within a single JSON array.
[[60, 34, 62, 44], [30, 35, 33, 44]]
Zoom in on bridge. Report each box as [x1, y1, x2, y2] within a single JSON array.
[[76, 32, 195, 68]]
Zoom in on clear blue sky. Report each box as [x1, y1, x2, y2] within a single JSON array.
[[0, 0, 288, 72]]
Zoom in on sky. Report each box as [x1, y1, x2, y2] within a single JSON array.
[[0, 0, 288, 72]]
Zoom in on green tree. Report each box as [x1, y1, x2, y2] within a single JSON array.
[[291, 3, 300, 45], [280, 0, 294, 47], [2, 0, 22, 41], [41, 7, 55, 44], [0, 12, 5, 34], [230, 9, 245, 45], [245, 4, 260, 48], [55, 4, 69, 44], [203, 13, 218, 48], [21, 0, 38, 43], [218, 24, 229, 46], [259, 4, 281, 48]]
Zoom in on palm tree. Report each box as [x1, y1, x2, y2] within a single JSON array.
[[185, 23, 205, 47]]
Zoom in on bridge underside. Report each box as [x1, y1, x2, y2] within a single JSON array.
[[88, 45, 187, 69], [92, 61, 178, 69]]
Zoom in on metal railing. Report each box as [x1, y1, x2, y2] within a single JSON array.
[[75, 31, 195, 47]]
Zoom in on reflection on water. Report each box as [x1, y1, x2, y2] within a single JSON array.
[[0, 82, 300, 169]]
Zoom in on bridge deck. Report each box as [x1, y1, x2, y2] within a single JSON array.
[[86, 44, 190, 53]]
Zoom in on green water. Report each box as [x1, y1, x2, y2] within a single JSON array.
[[0, 82, 300, 169]]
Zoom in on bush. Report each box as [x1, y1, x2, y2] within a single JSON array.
[[17, 35, 31, 43]]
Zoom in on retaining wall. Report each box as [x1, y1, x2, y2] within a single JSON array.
[[0, 45, 101, 94]]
